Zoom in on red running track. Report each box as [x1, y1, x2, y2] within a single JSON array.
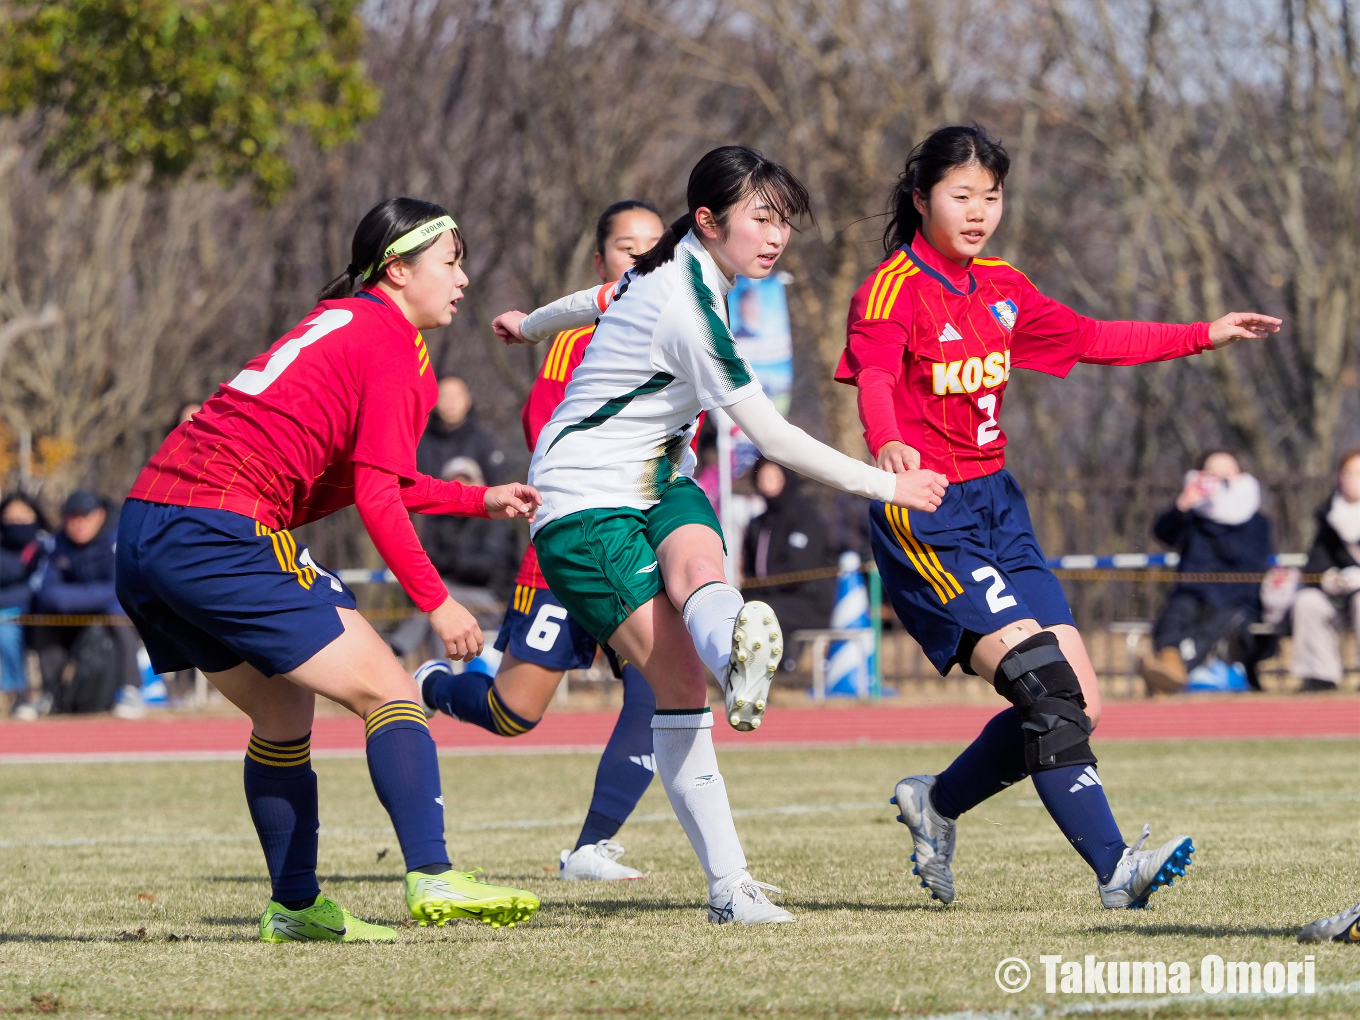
[[0, 697, 1355, 762]]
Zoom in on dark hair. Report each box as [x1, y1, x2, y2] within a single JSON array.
[[595, 199, 662, 257], [633, 146, 812, 275], [0, 491, 51, 533], [883, 124, 1010, 254], [318, 197, 464, 302]]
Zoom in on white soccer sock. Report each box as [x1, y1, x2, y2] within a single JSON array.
[[652, 709, 747, 897], [682, 582, 744, 680]]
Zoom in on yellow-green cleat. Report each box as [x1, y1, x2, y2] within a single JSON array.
[[405, 868, 540, 929], [259, 895, 398, 943]]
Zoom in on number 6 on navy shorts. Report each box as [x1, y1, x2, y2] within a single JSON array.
[[494, 584, 599, 672]]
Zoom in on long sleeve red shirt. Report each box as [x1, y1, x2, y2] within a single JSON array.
[[835, 233, 1211, 483]]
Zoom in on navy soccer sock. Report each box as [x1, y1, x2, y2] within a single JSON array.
[[575, 664, 656, 850], [365, 702, 450, 873], [422, 668, 537, 737], [930, 708, 1028, 819], [243, 733, 321, 909], [1030, 764, 1128, 884]]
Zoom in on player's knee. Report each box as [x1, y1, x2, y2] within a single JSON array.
[[993, 630, 1095, 773]]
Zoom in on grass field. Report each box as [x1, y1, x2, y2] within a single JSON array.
[[1, 739, 1357, 1019]]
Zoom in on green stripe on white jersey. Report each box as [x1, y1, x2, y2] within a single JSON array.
[[529, 233, 762, 534]]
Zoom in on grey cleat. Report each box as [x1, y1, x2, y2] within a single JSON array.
[[724, 601, 782, 731], [891, 775, 957, 904], [1099, 823, 1194, 909], [1298, 899, 1360, 943]]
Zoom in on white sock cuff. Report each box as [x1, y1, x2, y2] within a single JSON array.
[[682, 582, 742, 627], [651, 708, 714, 730]]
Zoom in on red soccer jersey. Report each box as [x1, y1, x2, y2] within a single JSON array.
[[129, 288, 487, 611], [513, 324, 596, 588], [835, 233, 1212, 483]]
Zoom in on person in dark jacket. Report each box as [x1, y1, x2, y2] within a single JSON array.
[[21, 491, 140, 716], [421, 457, 519, 627], [741, 459, 836, 670], [1140, 451, 1273, 692], [1288, 448, 1360, 691], [1, 493, 49, 708], [416, 375, 509, 485]]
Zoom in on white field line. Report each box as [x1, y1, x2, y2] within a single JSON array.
[[4, 789, 1358, 850], [896, 979, 1360, 1020]]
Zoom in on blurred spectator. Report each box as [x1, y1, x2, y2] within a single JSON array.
[[17, 491, 140, 719], [422, 456, 518, 627], [1, 493, 49, 711], [742, 459, 836, 671], [178, 402, 202, 425], [417, 375, 508, 485], [1140, 451, 1273, 693], [1288, 448, 1360, 692]]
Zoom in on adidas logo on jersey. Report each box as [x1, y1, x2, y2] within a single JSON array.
[[938, 323, 963, 343]]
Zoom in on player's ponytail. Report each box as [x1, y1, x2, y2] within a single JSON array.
[[633, 145, 812, 276], [883, 124, 1010, 254], [318, 197, 465, 302]]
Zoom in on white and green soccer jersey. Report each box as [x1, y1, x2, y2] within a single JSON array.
[[528, 233, 762, 533]]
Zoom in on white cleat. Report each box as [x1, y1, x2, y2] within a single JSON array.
[[891, 775, 957, 905], [724, 601, 782, 732], [1298, 899, 1360, 943], [708, 874, 795, 925], [1099, 823, 1195, 909], [558, 841, 645, 881], [414, 658, 457, 718]]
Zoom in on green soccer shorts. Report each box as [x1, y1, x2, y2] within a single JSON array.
[[532, 479, 723, 643]]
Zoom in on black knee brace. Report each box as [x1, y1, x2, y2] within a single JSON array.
[[993, 631, 1095, 773]]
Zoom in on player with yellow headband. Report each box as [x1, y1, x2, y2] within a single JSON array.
[[120, 198, 544, 940]]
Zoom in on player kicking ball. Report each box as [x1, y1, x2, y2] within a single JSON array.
[[419, 199, 667, 881], [835, 125, 1280, 910], [118, 199, 543, 940], [494, 146, 943, 924]]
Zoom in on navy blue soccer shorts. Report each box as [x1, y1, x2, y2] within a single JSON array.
[[869, 468, 1074, 676], [116, 499, 357, 678], [494, 584, 599, 672]]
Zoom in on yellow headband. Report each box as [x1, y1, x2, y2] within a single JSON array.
[[362, 215, 458, 281]]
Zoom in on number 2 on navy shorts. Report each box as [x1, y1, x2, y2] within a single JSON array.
[[493, 585, 598, 672]]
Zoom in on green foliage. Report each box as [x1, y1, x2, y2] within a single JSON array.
[[0, 0, 379, 201]]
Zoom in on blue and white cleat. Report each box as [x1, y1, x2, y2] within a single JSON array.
[[1298, 900, 1360, 943], [891, 775, 957, 905], [415, 658, 456, 718], [1099, 823, 1194, 909]]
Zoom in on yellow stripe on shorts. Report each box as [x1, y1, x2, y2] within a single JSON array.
[[884, 504, 963, 605]]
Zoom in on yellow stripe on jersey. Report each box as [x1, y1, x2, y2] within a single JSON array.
[[875, 264, 919, 320], [544, 327, 589, 382], [864, 251, 906, 319], [866, 251, 920, 320], [884, 505, 963, 605], [973, 257, 1035, 288]]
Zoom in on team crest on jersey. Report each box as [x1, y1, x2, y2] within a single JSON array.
[[988, 299, 1018, 331]]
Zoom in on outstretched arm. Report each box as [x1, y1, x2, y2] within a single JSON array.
[[725, 391, 946, 512], [400, 472, 540, 521], [493, 282, 616, 345]]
